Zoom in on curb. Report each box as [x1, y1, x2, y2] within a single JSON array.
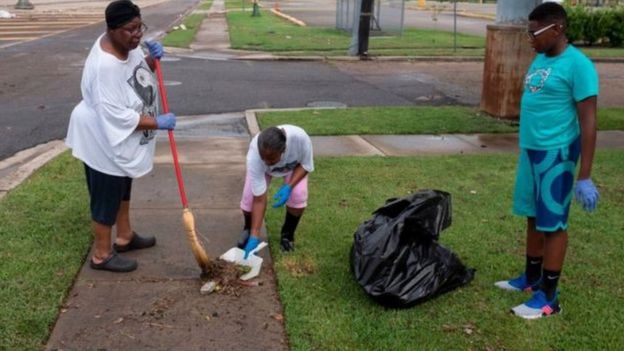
[[270, 8, 306, 27], [245, 110, 261, 136], [455, 11, 495, 21], [231, 54, 485, 62], [245, 106, 348, 136], [217, 52, 624, 64], [0, 140, 67, 200]]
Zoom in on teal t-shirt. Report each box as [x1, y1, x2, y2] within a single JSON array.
[[519, 45, 599, 150]]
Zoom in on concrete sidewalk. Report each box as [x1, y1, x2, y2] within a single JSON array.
[[45, 114, 289, 350]]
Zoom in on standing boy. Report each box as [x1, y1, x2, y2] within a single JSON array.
[[494, 2, 600, 319]]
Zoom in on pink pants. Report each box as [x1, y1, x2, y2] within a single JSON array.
[[240, 172, 308, 212]]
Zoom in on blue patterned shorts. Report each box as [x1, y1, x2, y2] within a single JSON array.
[[513, 137, 581, 232]]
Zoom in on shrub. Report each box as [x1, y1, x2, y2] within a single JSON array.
[[565, 5, 624, 47], [584, 8, 607, 45], [603, 7, 624, 47], [566, 5, 586, 43]]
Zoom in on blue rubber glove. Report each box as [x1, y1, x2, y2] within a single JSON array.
[[575, 178, 599, 212], [272, 184, 292, 208], [243, 236, 260, 259], [156, 113, 176, 130], [145, 41, 164, 59]]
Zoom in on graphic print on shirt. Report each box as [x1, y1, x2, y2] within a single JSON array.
[[270, 160, 298, 174], [525, 67, 552, 94], [127, 63, 158, 145]]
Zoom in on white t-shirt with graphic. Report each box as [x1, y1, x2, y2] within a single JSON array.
[[66, 34, 159, 178], [247, 125, 314, 196]]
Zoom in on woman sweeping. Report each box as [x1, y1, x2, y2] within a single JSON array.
[[66, 0, 176, 272]]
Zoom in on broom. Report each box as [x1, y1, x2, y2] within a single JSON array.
[[154, 59, 211, 274]]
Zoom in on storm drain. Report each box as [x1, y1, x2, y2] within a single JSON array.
[[158, 112, 249, 139]]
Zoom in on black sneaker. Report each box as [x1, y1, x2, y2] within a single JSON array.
[[237, 229, 250, 249], [113, 232, 156, 252], [280, 237, 295, 252], [90, 251, 137, 272]]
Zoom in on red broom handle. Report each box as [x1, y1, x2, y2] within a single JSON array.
[[154, 59, 189, 209]]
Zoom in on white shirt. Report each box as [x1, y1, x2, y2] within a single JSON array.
[[66, 34, 159, 178], [247, 125, 314, 196]]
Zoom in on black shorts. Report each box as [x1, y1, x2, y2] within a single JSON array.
[[84, 163, 132, 226]]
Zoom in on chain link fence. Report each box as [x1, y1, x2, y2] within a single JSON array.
[[337, 0, 406, 34]]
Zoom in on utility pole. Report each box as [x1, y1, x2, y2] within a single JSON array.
[[15, 0, 34, 9], [252, 0, 260, 16], [357, 0, 374, 57], [480, 0, 541, 119]]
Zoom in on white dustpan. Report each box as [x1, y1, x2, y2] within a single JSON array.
[[220, 241, 268, 281]]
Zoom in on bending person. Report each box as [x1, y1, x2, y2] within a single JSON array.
[[238, 125, 314, 257]]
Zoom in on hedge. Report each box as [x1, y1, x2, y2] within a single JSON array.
[[566, 5, 624, 47]]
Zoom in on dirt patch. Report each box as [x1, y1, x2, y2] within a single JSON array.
[[281, 255, 317, 278]]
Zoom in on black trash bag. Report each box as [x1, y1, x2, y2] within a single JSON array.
[[351, 189, 475, 308]]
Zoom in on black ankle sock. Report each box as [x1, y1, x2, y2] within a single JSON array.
[[281, 211, 301, 241], [525, 255, 543, 284], [243, 211, 251, 231], [541, 269, 561, 301]]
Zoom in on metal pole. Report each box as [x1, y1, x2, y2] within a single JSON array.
[[347, 0, 350, 29], [358, 0, 374, 57], [400, 0, 405, 36], [453, 0, 457, 52], [252, 0, 260, 16], [15, 0, 34, 10], [336, 0, 340, 29], [348, 0, 361, 55]]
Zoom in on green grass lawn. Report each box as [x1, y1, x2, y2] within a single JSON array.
[[162, 13, 205, 48], [199, 0, 213, 10], [580, 46, 624, 58], [226, 6, 485, 55], [226, 0, 253, 10], [597, 107, 624, 130], [264, 151, 624, 350], [0, 153, 91, 350], [258, 106, 624, 135], [2, 148, 623, 349]]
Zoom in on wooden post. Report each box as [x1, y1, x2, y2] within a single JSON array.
[[480, 0, 540, 120], [481, 25, 535, 119]]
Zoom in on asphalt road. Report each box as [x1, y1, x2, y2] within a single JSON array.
[[0, 0, 199, 160], [160, 56, 453, 115], [0, 0, 460, 160]]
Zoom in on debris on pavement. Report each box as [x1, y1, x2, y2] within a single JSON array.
[[200, 259, 251, 296]]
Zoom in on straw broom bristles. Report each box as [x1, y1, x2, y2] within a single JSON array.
[[182, 208, 211, 273]]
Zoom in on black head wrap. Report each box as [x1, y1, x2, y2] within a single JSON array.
[[105, 0, 141, 29]]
